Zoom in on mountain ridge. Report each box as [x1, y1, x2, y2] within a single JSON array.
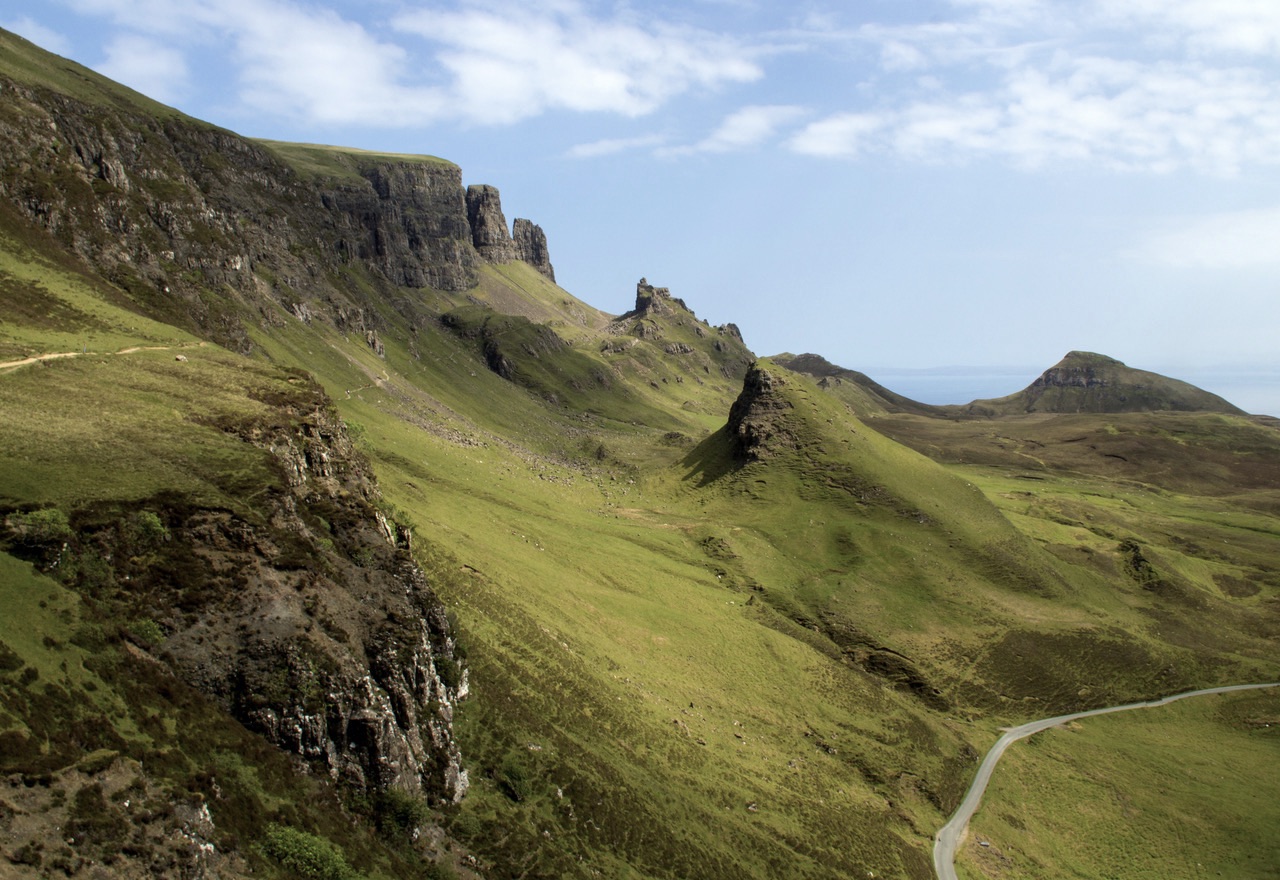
[[1, 27, 1278, 880], [775, 350, 1246, 418]]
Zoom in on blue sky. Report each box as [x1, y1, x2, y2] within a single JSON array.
[[7, 1, 1280, 413]]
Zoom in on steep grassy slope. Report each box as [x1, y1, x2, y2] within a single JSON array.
[[0, 28, 194, 120], [2, 28, 1279, 880], [0, 218, 472, 878], [246, 291, 957, 879]]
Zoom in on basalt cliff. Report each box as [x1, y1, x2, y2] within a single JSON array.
[[0, 55, 554, 357]]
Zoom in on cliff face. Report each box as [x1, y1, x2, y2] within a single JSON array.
[[3, 383, 469, 805], [0, 73, 554, 353], [324, 163, 479, 291], [513, 217, 555, 281], [468, 184, 556, 279], [166, 397, 470, 803]]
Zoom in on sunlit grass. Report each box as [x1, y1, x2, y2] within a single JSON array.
[[959, 689, 1280, 880]]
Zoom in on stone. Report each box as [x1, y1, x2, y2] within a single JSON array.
[[465, 184, 519, 262], [727, 364, 798, 460], [513, 217, 555, 281]]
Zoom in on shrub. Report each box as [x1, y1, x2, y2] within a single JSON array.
[[10, 841, 42, 867], [259, 824, 358, 880], [372, 787, 428, 842], [126, 618, 165, 647], [128, 510, 170, 546], [0, 640, 22, 673], [436, 656, 462, 690], [7, 508, 72, 544], [498, 753, 533, 803]]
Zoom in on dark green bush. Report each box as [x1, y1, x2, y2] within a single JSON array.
[[372, 788, 428, 842], [259, 824, 358, 880], [498, 753, 533, 803], [8, 508, 72, 544]]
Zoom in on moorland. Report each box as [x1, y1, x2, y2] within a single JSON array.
[[0, 27, 1277, 880]]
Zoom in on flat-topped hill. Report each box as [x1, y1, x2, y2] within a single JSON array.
[[947, 351, 1245, 416]]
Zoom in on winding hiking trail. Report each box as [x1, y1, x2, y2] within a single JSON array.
[[933, 682, 1280, 880], [0, 342, 204, 372]]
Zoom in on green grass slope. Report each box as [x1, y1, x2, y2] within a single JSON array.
[[666, 363, 1279, 714], [959, 688, 1280, 880], [1, 30, 1279, 879], [0, 28, 195, 121], [243, 294, 955, 878], [773, 351, 945, 418]]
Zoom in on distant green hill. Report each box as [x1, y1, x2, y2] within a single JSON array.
[[948, 350, 1245, 416], [772, 351, 945, 417]]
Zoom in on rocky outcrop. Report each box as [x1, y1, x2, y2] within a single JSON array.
[[513, 217, 555, 281], [1030, 352, 1116, 390], [727, 364, 797, 460], [6, 385, 471, 806], [466, 185, 557, 279], [163, 396, 469, 803], [633, 277, 678, 316], [465, 184, 519, 263]]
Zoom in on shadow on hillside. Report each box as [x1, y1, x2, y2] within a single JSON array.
[[680, 426, 739, 488]]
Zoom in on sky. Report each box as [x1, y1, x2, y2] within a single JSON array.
[[6, 0, 1280, 414]]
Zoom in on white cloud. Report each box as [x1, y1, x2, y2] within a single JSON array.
[[4, 16, 74, 56], [1099, 0, 1280, 56], [789, 1, 1280, 172], [228, 2, 449, 125], [56, 0, 761, 127], [661, 104, 806, 156], [393, 2, 762, 125], [565, 134, 667, 159], [97, 33, 190, 104], [788, 112, 885, 158], [1129, 206, 1280, 268]]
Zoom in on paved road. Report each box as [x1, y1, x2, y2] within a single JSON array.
[[932, 682, 1280, 880]]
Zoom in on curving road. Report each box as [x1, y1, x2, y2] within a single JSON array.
[[933, 682, 1280, 880]]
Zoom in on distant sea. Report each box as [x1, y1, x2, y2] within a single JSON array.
[[865, 366, 1280, 418]]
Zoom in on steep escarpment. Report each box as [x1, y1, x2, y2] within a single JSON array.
[[1, 380, 468, 806], [164, 396, 470, 804], [0, 32, 556, 353]]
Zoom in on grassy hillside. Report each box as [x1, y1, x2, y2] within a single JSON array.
[[950, 351, 1245, 416], [2, 30, 1279, 879], [0, 29, 194, 120], [958, 687, 1280, 880]]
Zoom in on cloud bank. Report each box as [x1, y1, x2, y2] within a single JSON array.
[[63, 0, 761, 127], [46, 0, 1280, 174], [788, 0, 1280, 172]]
